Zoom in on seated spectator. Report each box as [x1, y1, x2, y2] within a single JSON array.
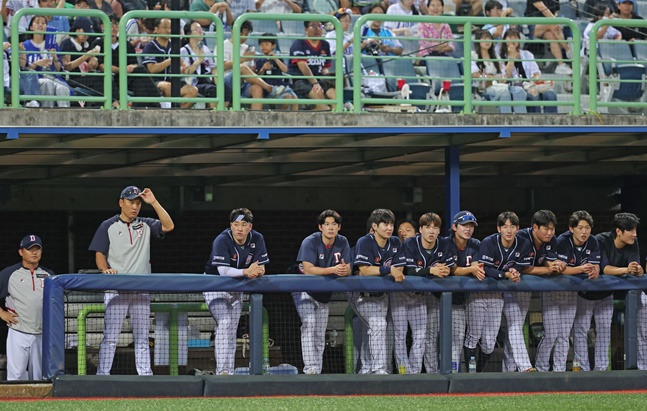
[[325, 8, 354, 55], [3, 41, 41, 107], [256, 0, 303, 13], [190, 0, 233, 30], [223, 0, 255, 22], [4, 0, 39, 36], [88, 0, 114, 15], [38, 0, 70, 44], [524, 0, 572, 75], [500, 28, 557, 113], [471, 29, 526, 113], [481, 0, 514, 54], [126, 17, 155, 51], [454, 0, 483, 15], [360, 5, 403, 56], [216, 20, 286, 110], [289, 20, 336, 110], [91, 15, 159, 107], [582, 3, 621, 56], [255, 33, 298, 110], [141, 18, 199, 108], [385, 0, 419, 37], [181, 21, 218, 108], [19, 15, 71, 107], [310, 0, 338, 14], [59, 17, 102, 98], [418, 0, 454, 58], [110, 0, 147, 19], [613, 0, 647, 41], [73, 0, 102, 34]]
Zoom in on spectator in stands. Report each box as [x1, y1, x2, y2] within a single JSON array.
[[524, 0, 572, 76], [89, 0, 114, 15], [256, 0, 303, 14], [141, 18, 199, 108], [325, 8, 354, 55], [418, 0, 454, 58], [289, 20, 337, 110], [0, 234, 54, 381], [481, 0, 514, 53], [37, 0, 69, 44], [73, 0, 102, 34], [582, 3, 621, 57], [472, 30, 526, 113], [91, 15, 158, 108], [20, 15, 71, 107], [360, 5, 403, 56], [385, 0, 420, 37], [181, 21, 218, 108], [59, 17, 102, 99], [217, 20, 286, 110], [255, 33, 298, 110], [110, 0, 146, 20], [3, 0, 39, 36], [126, 17, 155, 50], [190, 0, 233, 30], [500, 28, 557, 113], [226, 0, 256, 22], [310, 0, 340, 14], [3, 41, 42, 107], [613, 0, 647, 41]]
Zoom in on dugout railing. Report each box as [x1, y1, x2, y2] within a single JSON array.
[[44, 274, 647, 379]]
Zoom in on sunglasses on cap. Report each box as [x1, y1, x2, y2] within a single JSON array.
[[454, 213, 478, 225]]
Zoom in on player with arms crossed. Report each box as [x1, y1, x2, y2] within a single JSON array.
[[574, 212, 642, 371], [0, 235, 54, 380], [353, 208, 405, 374], [204, 208, 269, 375], [402, 212, 455, 374], [535, 210, 600, 372], [293, 209, 351, 374], [446, 211, 483, 371], [465, 211, 531, 372], [502, 210, 563, 373], [90, 186, 174, 375]]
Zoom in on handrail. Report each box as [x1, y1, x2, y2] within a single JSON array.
[[119, 10, 226, 110], [232, 14, 345, 111], [76, 301, 269, 376], [10, 8, 113, 108], [588, 19, 647, 113]]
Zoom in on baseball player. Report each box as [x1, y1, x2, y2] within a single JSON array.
[[502, 210, 564, 373], [89, 186, 174, 376], [574, 212, 642, 371], [352, 208, 405, 374], [204, 208, 269, 375], [0, 235, 54, 380], [446, 211, 483, 371], [293, 210, 351, 374], [403, 212, 455, 374], [465, 211, 531, 372], [536, 211, 600, 372]]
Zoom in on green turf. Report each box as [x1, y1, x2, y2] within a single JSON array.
[[3, 393, 647, 411]]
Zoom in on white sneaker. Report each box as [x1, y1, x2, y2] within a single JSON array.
[[26, 100, 39, 108], [374, 370, 389, 375], [343, 102, 354, 111], [304, 369, 318, 375], [268, 85, 286, 98], [555, 64, 573, 76]]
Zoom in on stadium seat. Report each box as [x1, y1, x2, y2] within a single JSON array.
[[380, 58, 432, 109], [597, 41, 647, 109], [250, 19, 283, 35], [425, 57, 464, 112]]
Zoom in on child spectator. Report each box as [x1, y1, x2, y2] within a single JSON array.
[[255, 33, 298, 110]]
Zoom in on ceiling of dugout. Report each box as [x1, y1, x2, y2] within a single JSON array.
[[2, 126, 647, 189]]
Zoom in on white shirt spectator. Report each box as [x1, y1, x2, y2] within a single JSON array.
[[257, 0, 303, 13]]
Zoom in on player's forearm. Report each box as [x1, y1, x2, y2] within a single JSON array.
[[95, 253, 110, 272], [151, 200, 174, 233], [603, 265, 631, 275], [452, 266, 473, 276], [357, 265, 381, 276], [562, 266, 584, 275], [405, 266, 427, 276], [484, 265, 505, 279], [302, 264, 334, 275], [521, 265, 551, 275]]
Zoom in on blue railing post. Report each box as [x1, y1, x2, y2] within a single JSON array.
[[625, 289, 639, 369], [439, 291, 453, 374], [249, 293, 264, 375]]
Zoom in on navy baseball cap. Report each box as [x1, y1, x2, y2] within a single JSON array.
[[20, 234, 43, 249], [120, 186, 142, 200], [453, 211, 478, 226]]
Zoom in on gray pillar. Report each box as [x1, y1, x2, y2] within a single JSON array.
[[439, 291, 452, 374], [249, 293, 264, 375], [625, 290, 638, 370]]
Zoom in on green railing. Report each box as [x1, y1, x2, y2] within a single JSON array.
[[76, 302, 269, 376], [588, 19, 647, 113], [233, 14, 345, 111], [118, 10, 226, 110], [10, 8, 113, 108]]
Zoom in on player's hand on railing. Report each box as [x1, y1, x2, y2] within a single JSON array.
[[430, 264, 450, 278], [548, 260, 566, 274], [506, 268, 521, 283], [102, 268, 118, 274], [244, 261, 264, 279], [472, 262, 486, 281], [628, 261, 644, 276], [334, 259, 351, 276], [390, 267, 405, 282]]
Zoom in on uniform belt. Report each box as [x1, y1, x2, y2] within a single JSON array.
[[361, 292, 385, 298]]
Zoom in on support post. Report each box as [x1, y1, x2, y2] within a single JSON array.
[[439, 291, 453, 374], [625, 289, 638, 369], [445, 146, 460, 233], [249, 293, 264, 375]]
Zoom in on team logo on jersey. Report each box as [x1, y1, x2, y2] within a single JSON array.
[[416, 260, 423, 267], [136, 228, 143, 238], [529, 251, 535, 258], [374, 257, 381, 264], [570, 258, 575, 264], [586, 250, 591, 254], [213, 256, 224, 261], [232, 253, 238, 261], [250, 243, 256, 249], [515, 252, 520, 257], [546, 245, 552, 250], [319, 254, 325, 260], [438, 252, 443, 257], [538, 257, 546, 265], [494, 260, 500, 266], [132, 223, 143, 230], [245, 254, 253, 265], [392, 248, 397, 253], [502, 261, 515, 271]]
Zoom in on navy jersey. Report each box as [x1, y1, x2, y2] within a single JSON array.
[[141, 39, 171, 80], [297, 232, 351, 303], [288, 39, 332, 78], [445, 235, 481, 305], [205, 228, 269, 274], [517, 227, 558, 267], [555, 230, 601, 268], [478, 233, 532, 280], [255, 57, 290, 87], [404, 234, 456, 276], [354, 234, 406, 271]]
